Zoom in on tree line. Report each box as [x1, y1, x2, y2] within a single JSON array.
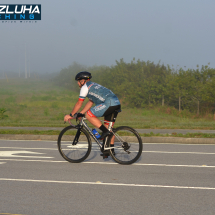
[[52, 59, 215, 114]]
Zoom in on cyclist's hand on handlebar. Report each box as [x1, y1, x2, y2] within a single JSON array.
[[74, 112, 85, 119], [64, 113, 84, 123], [64, 114, 73, 123]]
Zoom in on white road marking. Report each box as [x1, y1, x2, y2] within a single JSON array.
[[0, 158, 214, 168], [1, 139, 215, 145], [0, 162, 6, 165], [0, 147, 58, 150], [144, 150, 215, 155], [84, 162, 215, 168], [0, 178, 214, 190], [0, 151, 53, 159], [144, 143, 215, 145], [133, 163, 215, 168], [0, 147, 215, 155]]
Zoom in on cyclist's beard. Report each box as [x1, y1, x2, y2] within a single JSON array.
[[79, 80, 86, 88]]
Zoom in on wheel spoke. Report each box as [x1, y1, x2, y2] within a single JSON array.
[[108, 126, 142, 164], [58, 126, 91, 163]]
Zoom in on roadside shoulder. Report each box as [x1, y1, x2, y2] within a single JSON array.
[[0, 134, 215, 144]]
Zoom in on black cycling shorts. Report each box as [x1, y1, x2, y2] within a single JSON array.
[[103, 105, 121, 122]]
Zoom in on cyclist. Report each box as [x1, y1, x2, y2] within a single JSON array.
[[64, 71, 121, 142]]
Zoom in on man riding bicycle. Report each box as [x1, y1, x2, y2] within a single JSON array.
[[64, 71, 121, 142]]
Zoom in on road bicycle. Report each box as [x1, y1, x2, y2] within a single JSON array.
[[57, 110, 143, 165]]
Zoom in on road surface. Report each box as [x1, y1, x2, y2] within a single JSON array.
[[0, 139, 215, 214]]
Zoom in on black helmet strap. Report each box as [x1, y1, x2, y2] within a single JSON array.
[[79, 79, 87, 87]]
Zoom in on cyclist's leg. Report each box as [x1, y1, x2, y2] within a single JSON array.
[[85, 103, 111, 138], [99, 104, 121, 140], [97, 105, 120, 158], [85, 110, 102, 128], [102, 95, 121, 132], [100, 104, 121, 158], [103, 105, 121, 145], [86, 98, 121, 140]]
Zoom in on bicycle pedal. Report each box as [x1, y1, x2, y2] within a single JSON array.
[[100, 153, 109, 156], [100, 152, 109, 159], [100, 154, 109, 159], [103, 155, 109, 159]]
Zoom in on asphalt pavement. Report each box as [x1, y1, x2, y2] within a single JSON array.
[[0, 126, 215, 144], [0, 139, 215, 214]]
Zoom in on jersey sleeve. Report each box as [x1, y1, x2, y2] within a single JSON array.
[[79, 83, 88, 101]]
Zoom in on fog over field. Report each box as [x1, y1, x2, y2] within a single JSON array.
[[1, 0, 215, 75]]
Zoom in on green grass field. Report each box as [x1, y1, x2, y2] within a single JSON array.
[[0, 78, 215, 131]]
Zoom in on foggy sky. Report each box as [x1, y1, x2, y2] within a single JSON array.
[[1, 0, 215, 74]]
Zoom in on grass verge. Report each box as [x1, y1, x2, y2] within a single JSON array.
[[1, 78, 215, 129]]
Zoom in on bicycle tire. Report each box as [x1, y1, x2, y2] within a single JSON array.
[[107, 126, 143, 165], [57, 126, 92, 163]]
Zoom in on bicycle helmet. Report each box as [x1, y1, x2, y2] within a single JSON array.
[[75, 71, 92, 81]]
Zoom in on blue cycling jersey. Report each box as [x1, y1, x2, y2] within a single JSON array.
[[79, 81, 120, 117], [79, 81, 120, 105]]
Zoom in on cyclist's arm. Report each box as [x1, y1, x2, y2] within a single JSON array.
[[80, 100, 94, 114], [71, 100, 84, 116]]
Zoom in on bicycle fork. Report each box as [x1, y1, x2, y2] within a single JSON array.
[[72, 125, 82, 145]]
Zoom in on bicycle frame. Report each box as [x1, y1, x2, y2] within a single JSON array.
[[59, 114, 142, 164], [69, 117, 118, 151]]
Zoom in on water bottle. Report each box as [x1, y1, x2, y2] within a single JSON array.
[[92, 129, 101, 139]]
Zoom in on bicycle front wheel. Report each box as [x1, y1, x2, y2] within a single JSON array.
[[58, 126, 91, 163], [107, 126, 143, 165]]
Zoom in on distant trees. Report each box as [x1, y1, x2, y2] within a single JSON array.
[[52, 59, 215, 114]]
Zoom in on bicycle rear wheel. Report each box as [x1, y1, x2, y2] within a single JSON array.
[[58, 126, 91, 163], [108, 126, 143, 165]]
